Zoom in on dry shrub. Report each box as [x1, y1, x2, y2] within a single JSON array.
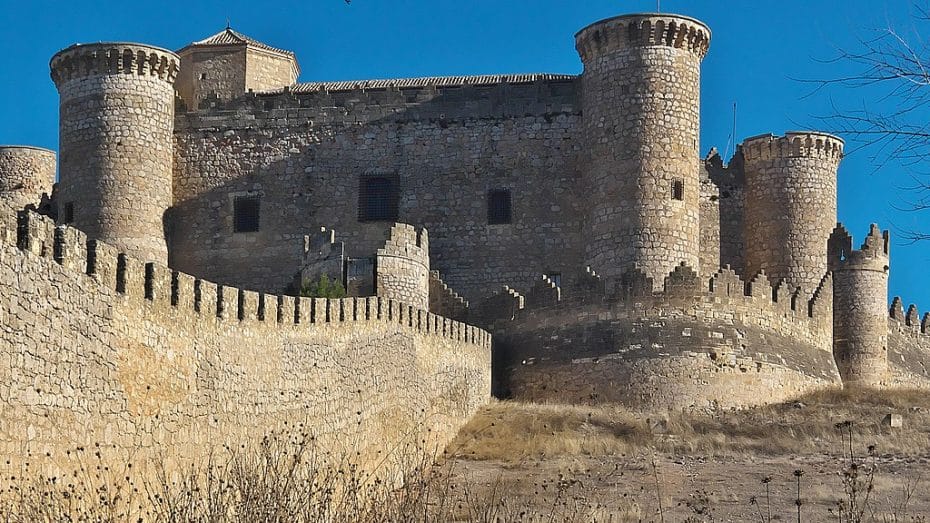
[[0, 431, 637, 522]]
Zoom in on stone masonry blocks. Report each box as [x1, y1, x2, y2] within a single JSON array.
[[0, 146, 56, 211], [577, 14, 710, 286], [51, 43, 180, 264], [743, 132, 843, 298]]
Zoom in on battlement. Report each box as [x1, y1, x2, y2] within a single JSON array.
[[829, 223, 890, 272], [50, 42, 180, 87], [0, 146, 56, 211], [484, 262, 832, 332], [741, 132, 844, 163], [377, 223, 429, 262], [1, 206, 489, 349], [575, 13, 711, 63]]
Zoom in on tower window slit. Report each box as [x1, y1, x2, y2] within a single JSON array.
[[672, 180, 684, 201]]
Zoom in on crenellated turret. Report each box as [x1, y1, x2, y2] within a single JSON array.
[[0, 146, 56, 210], [743, 132, 843, 297], [829, 223, 890, 387], [50, 43, 179, 263], [576, 14, 710, 287]]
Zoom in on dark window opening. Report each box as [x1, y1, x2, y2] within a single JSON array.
[[233, 196, 261, 232], [62, 202, 74, 224], [672, 180, 684, 201], [359, 175, 399, 222], [200, 73, 207, 80], [487, 189, 512, 225]]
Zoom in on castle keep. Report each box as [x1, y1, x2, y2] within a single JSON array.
[[1, 11, 930, 467]]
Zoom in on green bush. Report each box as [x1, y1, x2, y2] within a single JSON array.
[[300, 274, 347, 299]]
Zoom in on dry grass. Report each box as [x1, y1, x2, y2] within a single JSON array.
[[448, 387, 930, 462], [0, 432, 635, 522]]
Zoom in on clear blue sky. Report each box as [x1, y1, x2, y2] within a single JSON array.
[[1, 0, 927, 309]]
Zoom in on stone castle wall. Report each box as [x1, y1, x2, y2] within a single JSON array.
[[0, 204, 490, 472], [887, 302, 930, 388], [0, 146, 56, 210], [51, 43, 180, 264], [489, 264, 838, 410], [577, 15, 710, 285], [245, 47, 299, 93], [705, 149, 746, 275], [176, 46, 247, 109], [171, 78, 584, 302]]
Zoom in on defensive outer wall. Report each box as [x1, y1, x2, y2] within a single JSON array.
[[0, 202, 490, 472], [480, 265, 840, 410]]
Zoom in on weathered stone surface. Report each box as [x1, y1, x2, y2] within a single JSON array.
[[0, 206, 491, 472], [0, 146, 55, 211], [51, 43, 180, 264]]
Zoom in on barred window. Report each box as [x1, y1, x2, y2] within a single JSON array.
[[359, 175, 399, 222], [487, 189, 512, 225], [233, 196, 261, 233]]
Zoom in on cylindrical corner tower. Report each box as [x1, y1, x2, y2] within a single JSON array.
[[576, 13, 710, 285], [743, 132, 843, 297], [50, 43, 179, 263], [0, 146, 56, 210], [829, 223, 890, 388]]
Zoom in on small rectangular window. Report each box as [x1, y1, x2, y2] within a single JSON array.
[[672, 180, 684, 201], [200, 73, 207, 80], [234, 196, 260, 232], [488, 189, 512, 225], [62, 202, 74, 224]]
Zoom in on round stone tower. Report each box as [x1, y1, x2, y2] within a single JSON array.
[[0, 146, 56, 210], [576, 14, 710, 284], [829, 223, 890, 388], [50, 43, 179, 263], [742, 132, 844, 297]]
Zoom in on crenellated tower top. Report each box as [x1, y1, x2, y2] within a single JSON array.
[[829, 223, 890, 273], [742, 132, 844, 164], [50, 42, 179, 88], [575, 13, 711, 63]]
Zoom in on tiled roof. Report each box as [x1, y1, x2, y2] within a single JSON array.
[[185, 28, 295, 58], [280, 73, 577, 93]]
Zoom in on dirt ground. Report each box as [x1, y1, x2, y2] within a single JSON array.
[[447, 452, 929, 521], [444, 389, 930, 521]]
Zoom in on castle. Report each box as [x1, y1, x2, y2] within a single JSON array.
[[1, 11, 929, 468]]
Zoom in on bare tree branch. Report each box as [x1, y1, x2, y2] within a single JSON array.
[[807, 2, 930, 240]]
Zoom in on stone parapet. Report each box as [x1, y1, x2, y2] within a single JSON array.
[[742, 132, 843, 164], [50, 42, 179, 88], [575, 13, 711, 62]]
